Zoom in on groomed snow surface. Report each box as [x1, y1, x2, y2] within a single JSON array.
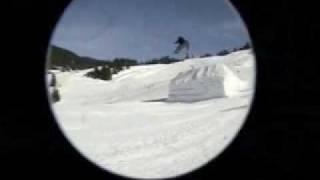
[[51, 50, 255, 179]]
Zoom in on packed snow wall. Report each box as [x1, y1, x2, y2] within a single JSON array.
[[168, 64, 247, 102]]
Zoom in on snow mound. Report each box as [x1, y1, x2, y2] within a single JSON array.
[[168, 64, 247, 102]]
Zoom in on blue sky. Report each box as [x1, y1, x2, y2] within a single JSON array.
[[51, 0, 250, 61]]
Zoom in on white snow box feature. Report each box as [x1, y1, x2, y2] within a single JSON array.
[[168, 64, 247, 102]]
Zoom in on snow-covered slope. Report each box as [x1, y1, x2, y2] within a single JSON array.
[[54, 50, 254, 104], [51, 50, 255, 179]]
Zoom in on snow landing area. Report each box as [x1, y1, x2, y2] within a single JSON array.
[[51, 50, 255, 179]]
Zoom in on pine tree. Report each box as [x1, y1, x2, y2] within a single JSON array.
[[100, 66, 112, 80], [50, 73, 57, 86], [51, 88, 61, 103], [216, 49, 230, 56], [240, 42, 251, 50]]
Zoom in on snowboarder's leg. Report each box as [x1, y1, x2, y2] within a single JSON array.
[[185, 43, 190, 59], [174, 44, 184, 54]]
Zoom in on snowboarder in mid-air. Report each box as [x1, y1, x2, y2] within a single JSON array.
[[174, 36, 190, 59]]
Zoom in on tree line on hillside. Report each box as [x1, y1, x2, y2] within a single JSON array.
[[49, 45, 139, 71], [48, 42, 251, 81], [85, 65, 131, 80], [198, 42, 251, 57], [216, 42, 251, 56], [142, 56, 180, 65]]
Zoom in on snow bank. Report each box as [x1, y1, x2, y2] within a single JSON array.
[[168, 64, 247, 102]]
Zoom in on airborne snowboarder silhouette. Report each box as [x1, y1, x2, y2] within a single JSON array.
[[174, 36, 190, 59]]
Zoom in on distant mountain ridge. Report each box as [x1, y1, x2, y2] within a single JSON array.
[[48, 43, 251, 70], [48, 45, 112, 70]]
